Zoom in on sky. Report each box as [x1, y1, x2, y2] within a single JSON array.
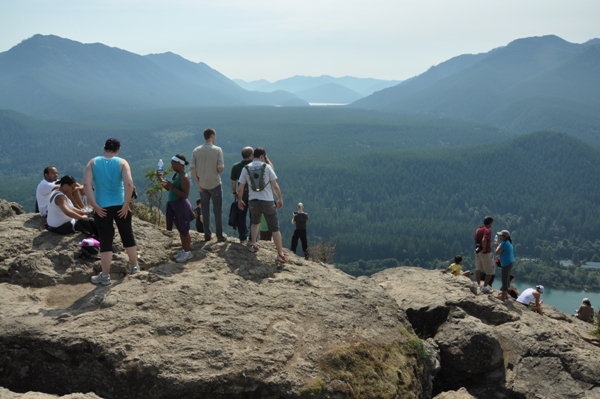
[[1, 0, 599, 82]]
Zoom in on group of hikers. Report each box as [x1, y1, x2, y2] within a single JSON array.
[[35, 129, 310, 286], [444, 215, 595, 322]]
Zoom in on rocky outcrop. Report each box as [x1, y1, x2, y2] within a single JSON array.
[[0, 387, 102, 399], [0, 199, 25, 222], [373, 267, 600, 399], [0, 212, 430, 399]]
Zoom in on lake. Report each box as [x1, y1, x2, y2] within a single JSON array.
[[510, 279, 599, 316]]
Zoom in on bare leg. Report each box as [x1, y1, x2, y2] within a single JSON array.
[[476, 270, 482, 285], [483, 274, 493, 287], [181, 234, 191, 252], [125, 246, 138, 265], [272, 231, 284, 254], [101, 252, 112, 275]]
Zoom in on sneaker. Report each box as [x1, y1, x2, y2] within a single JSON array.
[[176, 251, 193, 263], [249, 243, 260, 253], [172, 248, 184, 260], [131, 265, 140, 274], [217, 234, 228, 243], [91, 272, 111, 285], [204, 235, 212, 242], [481, 286, 492, 294], [276, 253, 289, 263]]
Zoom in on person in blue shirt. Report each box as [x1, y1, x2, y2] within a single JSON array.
[[495, 229, 515, 300]]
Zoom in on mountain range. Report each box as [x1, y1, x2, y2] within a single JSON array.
[[351, 35, 600, 140], [0, 35, 308, 119], [234, 75, 402, 104]]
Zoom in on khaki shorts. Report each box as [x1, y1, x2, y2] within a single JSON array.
[[475, 252, 495, 275]]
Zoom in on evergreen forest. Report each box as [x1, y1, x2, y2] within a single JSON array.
[[2, 106, 600, 291]]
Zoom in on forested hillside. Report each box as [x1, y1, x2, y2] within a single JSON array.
[[2, 107, 599, 289]]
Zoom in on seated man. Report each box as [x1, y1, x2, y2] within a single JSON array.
[[46, 175, 98, 237], [36, 166, 87, 216]]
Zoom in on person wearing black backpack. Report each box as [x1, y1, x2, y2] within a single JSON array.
[[236, 147, 288, 263]]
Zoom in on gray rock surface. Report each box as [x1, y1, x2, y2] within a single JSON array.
[[0, 211, 428, 399], [0, 199, 24, 222], [0, 387, 102, 398], [373, 267, 600, 399]]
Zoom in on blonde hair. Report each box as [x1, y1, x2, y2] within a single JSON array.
[[297, 202, 304, 210]]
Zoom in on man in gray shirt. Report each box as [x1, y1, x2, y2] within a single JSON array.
[[190, 128, 226, 242]]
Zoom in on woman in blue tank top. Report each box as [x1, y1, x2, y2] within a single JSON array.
[[83, 138, 139, 286]]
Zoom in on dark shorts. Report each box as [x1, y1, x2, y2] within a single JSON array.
[[249, 200, 279, 232], [94, 205, 136, 253]]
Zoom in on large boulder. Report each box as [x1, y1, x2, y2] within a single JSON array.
[[0, 199, 25, 222], [373, 267, 600, 398], [0, 208, 430, 399]]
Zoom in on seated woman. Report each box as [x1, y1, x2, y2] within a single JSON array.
[[575, 298, 594, 322], [47, 175, 98, 237]]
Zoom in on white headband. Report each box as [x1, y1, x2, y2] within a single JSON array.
[[172, 156, 185, 165]]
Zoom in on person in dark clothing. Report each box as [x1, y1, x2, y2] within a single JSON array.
[[194, 199, 204, 233], [160, 154, 195, 263], [291, 202, 309, 259], [230, 146, 253, 242]]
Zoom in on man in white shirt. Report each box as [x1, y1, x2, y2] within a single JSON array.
[[237, 147, 288, 263], [36, 166, 86, 216]]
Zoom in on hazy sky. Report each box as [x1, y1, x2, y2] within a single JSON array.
[[2, 0, 599, 82]]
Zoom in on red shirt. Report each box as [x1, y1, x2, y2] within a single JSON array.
[[474, 225, 492, 254]]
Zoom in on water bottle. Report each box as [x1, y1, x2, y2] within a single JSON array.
[[494, 234, 499, 245], [157, 159, 164, 173]]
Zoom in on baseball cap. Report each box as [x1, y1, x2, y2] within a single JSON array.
[[536, 285, 544, 293]]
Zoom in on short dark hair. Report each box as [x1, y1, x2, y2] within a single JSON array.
[[58, 175, 76, 187], [196, 199, 201, 205], [484, 216, 494, 226], [241, 147, 253, 159], [104, 138, 121, 152], [254, 147, 266, 158], [203, 128, 216, 140], [510, 274, 515, 281], [43, 166, 56, 176], [175, 154, 189, 166], [454, 255, 462, 264]]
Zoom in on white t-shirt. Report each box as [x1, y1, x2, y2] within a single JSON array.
[[36, 179, 58, 216], [238, 161, 277, 202], [47, 191, 75, 228]]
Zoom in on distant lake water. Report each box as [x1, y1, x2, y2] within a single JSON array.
[[510, 279, 599, 315], [308, 103, 347, 106]]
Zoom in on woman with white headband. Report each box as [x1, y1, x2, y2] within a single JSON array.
[[159, 154, 196, 262]]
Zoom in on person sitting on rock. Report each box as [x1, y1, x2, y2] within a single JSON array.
[[443, 255, 472, 277], [516, 285, 544, 315], [46, 175, 98, 237], [575, 298, 594, 322], [36, 166, 88, 216]]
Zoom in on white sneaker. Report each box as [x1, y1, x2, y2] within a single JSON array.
[[176, 251, 193, 263], [481, 286, 492, 294], [131, 265, 140, 274]]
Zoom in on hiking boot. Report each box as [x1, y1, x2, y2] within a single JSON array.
[[131, 265, 140, 274], [276, 253, 289, 263], [204, 235, 212, 242], [91, 272, 110, 285], [249, 243, 260, 253], [217, 234, 228, 243], [176, 251, 193, 263]]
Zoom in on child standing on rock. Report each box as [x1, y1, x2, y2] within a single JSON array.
[[291, 202, 309, 260]]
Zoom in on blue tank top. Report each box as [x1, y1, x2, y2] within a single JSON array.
[[93, 156, 124, 207]]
